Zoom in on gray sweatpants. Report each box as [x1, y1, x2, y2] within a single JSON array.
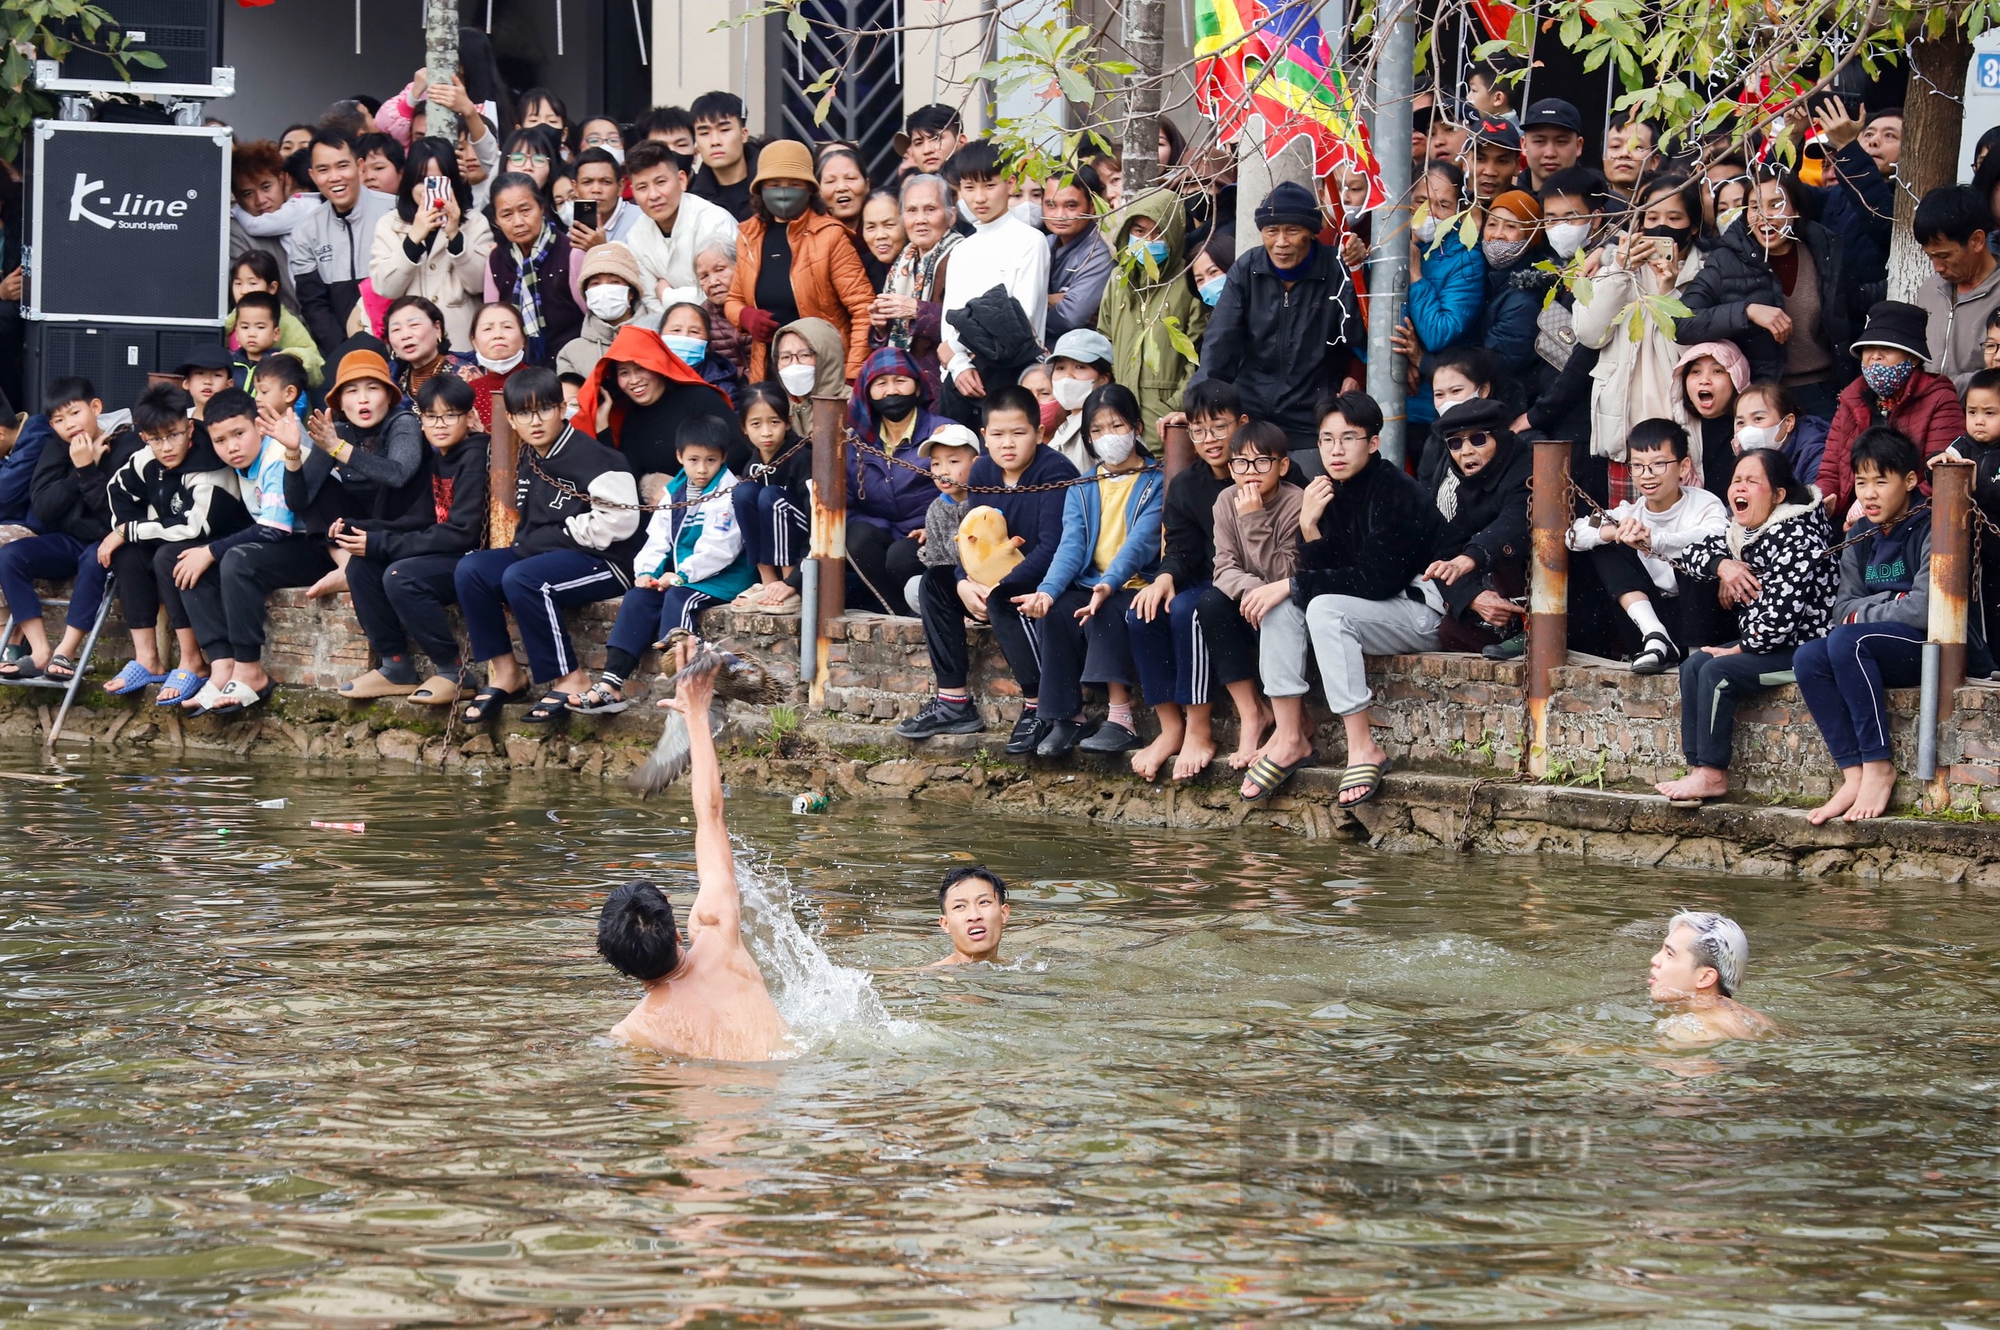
[[1305, 592, 1442, 716]]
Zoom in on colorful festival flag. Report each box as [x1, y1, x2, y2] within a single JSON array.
[[1193, 0, 1385, 210]]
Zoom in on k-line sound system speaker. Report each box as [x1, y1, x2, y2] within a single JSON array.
[[52, 0, 225, 93], [26, 325, 223, 415]]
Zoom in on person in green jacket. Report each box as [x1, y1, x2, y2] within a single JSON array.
[[1100, 185, 1208, 435]]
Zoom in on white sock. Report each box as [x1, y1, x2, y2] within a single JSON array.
[[1624, 599, 1670, 644]]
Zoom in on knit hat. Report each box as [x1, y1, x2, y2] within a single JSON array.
[[918, 421, 981, 458], [578, 240, 643, 293], [750, 139, 817, 191], [1254, 180, 1322, 232], [326, 349, 397, 416], [1489, 190, 1542, 224], [1851, 300, 1931, 361]]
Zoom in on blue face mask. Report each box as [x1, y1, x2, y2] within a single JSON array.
[[1129, 237, 1170, 267], [1198, 276, 1225, 306], [663, 334, 708, 367]]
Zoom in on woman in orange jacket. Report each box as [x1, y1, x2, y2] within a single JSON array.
[[725, 140, 874, 382]]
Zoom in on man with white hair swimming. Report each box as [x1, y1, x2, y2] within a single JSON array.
[[1646, 911, 1775, 1043]]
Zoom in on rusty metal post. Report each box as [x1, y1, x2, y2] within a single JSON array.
[[488, 408, 520, 549], [808, 396, 847, 708], [1526, 439, 1571, 778], [1162, 421, 1194, 480], [1925, 460, 1973, 807]]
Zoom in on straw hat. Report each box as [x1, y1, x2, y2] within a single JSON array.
[[749, 139, 817, 191]]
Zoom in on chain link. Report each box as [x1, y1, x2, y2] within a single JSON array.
[[847, 433, 1121, 494]]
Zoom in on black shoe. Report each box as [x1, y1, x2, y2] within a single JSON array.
[[1630, 631, 1681, 675], [1036, 718, 1086, 758], [1077, 721, 1140, 753], [1004, 712, 1048, 755], [1483, 633, 1528, 661], [896, 695, 986, 739]]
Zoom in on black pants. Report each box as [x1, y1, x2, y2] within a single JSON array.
[[1570, 543, 1731, 659], [346, 552, 465, 670], [109, 539, 203, 637], [1194, 585, 1260, 687], [1034, 587, 1096, 717], [181, 538, 334, 663], [1679, 645, 1796, 769], [846, 521, 924, 615], [919, 563, 1042, 695]]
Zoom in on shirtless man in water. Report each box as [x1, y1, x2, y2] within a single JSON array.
[[599, 645, 789, 1061], [1647, 910, 1775, 1043], [931, 866, 1009, 966]]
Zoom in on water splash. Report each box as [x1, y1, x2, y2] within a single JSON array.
[[732, 844, 919, 1049]]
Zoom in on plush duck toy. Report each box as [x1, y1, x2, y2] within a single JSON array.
[[955, 505, 1026, 586]]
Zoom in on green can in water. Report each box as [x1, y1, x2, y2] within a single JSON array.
[[791, 790, 829, 815]]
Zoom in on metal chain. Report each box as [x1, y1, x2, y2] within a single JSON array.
[[847, 433, 1119, 494], [516, 447, 721, 514], [1818, 502, 1931, 563], [745, 435, 809, 482]]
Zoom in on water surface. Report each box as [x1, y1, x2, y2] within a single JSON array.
[[1, 751, 1997, 1326]]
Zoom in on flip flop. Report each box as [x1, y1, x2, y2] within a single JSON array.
[[522, 691, 571, 724], [1336, 758, 1392, 808], [462, 683, 526, 723], [1241, 749, 1318, 801], [154, 667, 206, 706], [43, 653, 78, 682], [407, 674, 466, 707], [0, 656, 44, 682], [103, 660, 169, 696], [569, 681, 629, 715], [182, 679, 229, 717], [206, 678, 274, 717]]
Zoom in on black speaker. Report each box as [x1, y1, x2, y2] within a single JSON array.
[[56, 0, 223, 90], [26, 324, 223, 414]]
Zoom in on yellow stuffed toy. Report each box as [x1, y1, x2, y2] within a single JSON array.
[[955, 505, 1026, 586]]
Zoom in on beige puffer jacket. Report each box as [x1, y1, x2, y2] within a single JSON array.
[[369, 207, 495, 351]]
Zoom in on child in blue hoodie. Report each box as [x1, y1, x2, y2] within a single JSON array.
[[577, 416, 753, 712], [1017, 384, 1166, 759]]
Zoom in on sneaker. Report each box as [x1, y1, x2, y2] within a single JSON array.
[[1004, 712, 1048, 755], [1036, 717, 1087, 758], [1482, 633, 1528, 661], [896, 695, 985, 739], [1630, 631, 1681, 675], [1077, 721, 1141, 753]]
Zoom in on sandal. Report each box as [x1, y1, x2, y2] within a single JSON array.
[[43, 654, 78, 682], [206, 677, 274, 717], [569, 681, 629, 715], [155, 668, 207, 706], [462, 683, 526, 723], [1240, 749, 1319, 802], [0, 642, 28, 667], [182, 679, 228, 717], [339, 668, 418, 700], [408, 674, 467, 707], [0, 656, 44, 682], [1336, 758, 1392, 808], [522, 691, 571, 724], [104, 660, 168, 696]]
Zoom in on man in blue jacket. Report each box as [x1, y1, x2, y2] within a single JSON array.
[[898, 383, 1080, 751], [0, 386, 51, 533]]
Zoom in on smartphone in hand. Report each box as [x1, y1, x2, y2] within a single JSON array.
[[572, 199, 598, 230], [424, 176, 450, 211]]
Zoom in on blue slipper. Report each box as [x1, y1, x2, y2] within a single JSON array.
[[155, 667, 206, 706], [104, 660, 168, 696]]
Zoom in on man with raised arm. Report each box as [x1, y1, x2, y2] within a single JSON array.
[[598, 642, 789, 1061]]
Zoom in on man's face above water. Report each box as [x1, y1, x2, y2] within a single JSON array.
[[940, 880, 1008, 961]]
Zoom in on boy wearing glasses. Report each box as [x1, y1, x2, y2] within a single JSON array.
[[1566, 417, 1729, 673], [453, 367, 643, 726]]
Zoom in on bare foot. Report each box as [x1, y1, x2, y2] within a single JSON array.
[[1844, 761, 1897, 821], [1656, 767, 1729, 801], [305, 568, 350, 599], [1228, 705, 1272, 770], [1807, 769, 1863, 825], [1172, 733, 1218, 782], [1130, 732, 1179, 782]]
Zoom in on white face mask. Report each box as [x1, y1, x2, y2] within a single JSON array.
[[476, 348, 525, 374], [778, 363, 818, 397], [1547, 221, 1590, 260], [1052, 376, 1092, 411], [585, 285, 633, 321], [1011, 199, 1043, 229], [1736, 422, 1784, 451], [1093, 431, 1136, 466], [1414, 216, 1440, 244], [602, 142, 626, 166]]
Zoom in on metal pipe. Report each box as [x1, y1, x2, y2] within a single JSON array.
[[1162, 421, 1193, 480], [488, 407, 520, 549], [1917, 641, 1941, 781], [1926, 460, 1972, 806], [1526, 439, 1571, 778], [808, 396, 848, 708], [1364, 0, 1416, 467], [799, 556, 819, 698]]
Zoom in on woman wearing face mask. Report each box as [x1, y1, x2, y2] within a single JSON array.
[[1190, 231, 1234, 312], [1574, 174, 1710, 502], [1100, 187, 1208, 434], [726, 140, 874, 382], [382, 296, 477, 401], [1471, 190, 1555, 383], [569, 324, 741, 482], [1045, 329, 1117, 470], [369, 138, 493, 352], [1679, 169, 1852, 421], [1417, 397, 1534, 654], [1816, 300, 1965, 516], [1731, 381, 1830, 493], [1396, 161, 1487, 454], [660, 300, 742, 408], [558, 241, 650, 380], [844, 346, 948, 614], [483, 173, 587, 366], [464, 301, 530, 430], [870, 173, 963, 402], [771, 318, 851, 440]]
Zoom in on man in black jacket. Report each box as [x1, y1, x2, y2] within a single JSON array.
[[0, 377, 139, 682], [1185, 182, 1364, 466], [1241, 392, 1442, 807]]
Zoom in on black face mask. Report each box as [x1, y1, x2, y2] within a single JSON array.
[[1644, 223, 1695, 252], [872, 391, 921, 422]]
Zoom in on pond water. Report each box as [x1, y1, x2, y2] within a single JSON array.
[[1, 751, 1998, 1326]]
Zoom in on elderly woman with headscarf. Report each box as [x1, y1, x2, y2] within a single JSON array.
[[844, 345, 950, 614], [483, 172, 586, 366], [869, 172, 963, 403]]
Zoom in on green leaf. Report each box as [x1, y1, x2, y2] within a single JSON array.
[[1055, 66, 1095, 104], [786, 7, 808, 41], [1164, 315, 1198, 366]]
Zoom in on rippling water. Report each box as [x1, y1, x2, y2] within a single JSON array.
[[2, 751, 1998, 1326]]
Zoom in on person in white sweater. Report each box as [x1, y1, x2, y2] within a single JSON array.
[[621, 141, 740, 319], [1567, 418, 1731, 672], [938, 140, 1049, 409]]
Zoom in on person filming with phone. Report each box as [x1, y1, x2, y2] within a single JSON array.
[[369, 137, 495, 353]]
